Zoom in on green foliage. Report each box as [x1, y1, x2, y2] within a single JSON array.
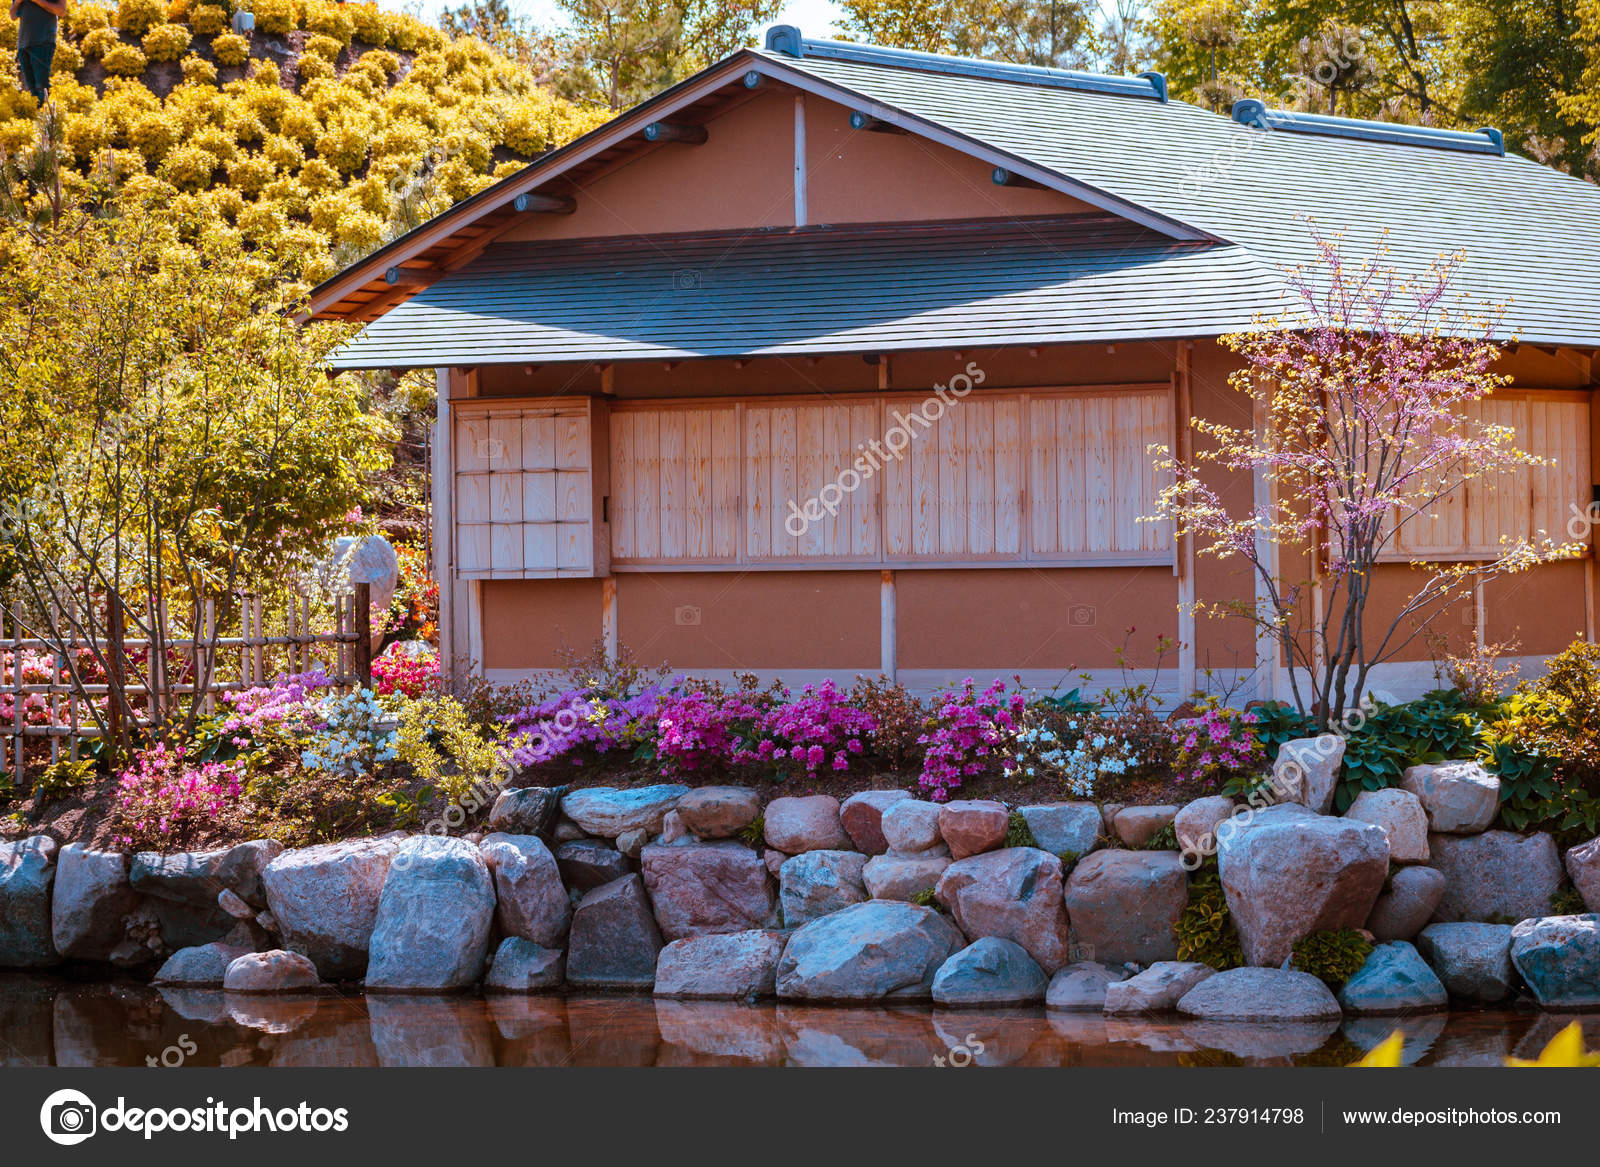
[[373, 783, 436, 828], [737, 813, 764, 848], [1248, 701, 1313, 762], [1005, 809, 1038, 849], [1325, 692, 1485, 812], [1291, 928, 1374, 988], [1140, 821, 1179, 851], [394, 693, 503, 804], [1482, 643, 1600, 840], [1056, 849, 1081, 877], [909, 886, 940, 909], [32, 758, 97, 802], [1174, 859, 1243, 970], [1552, 885, 1588, 916]]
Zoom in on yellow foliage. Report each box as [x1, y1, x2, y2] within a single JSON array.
[[128, 111, 176, 161], [142, 22, 191, 61], [180, 53, 218, 86], [252, 0, 294, 35], [211, 31, 248, 66], [115, 0, 166, 35], [53, 41, 85, 75], [188, 4, 226, 36], [303, 0, 355, 46], [159, 142, 218, 189], [79, 26, 121, 59], [302, 33, 344, 64], [67, 1, 112, 36], [102, 44, 149, 77], [227, 152, 275, 196], [297, 53, 335, 82]]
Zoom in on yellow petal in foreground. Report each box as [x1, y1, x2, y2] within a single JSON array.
[[1505, 1023, 1600, 1068], [1349, 1031, 1405, 1067]]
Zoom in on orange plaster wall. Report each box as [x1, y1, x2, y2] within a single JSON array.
[[481, 579, 603, 669]]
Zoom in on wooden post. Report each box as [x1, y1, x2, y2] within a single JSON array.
[[601, 577, 618, 665], [5, 606, 20, 778], [1174, 346, 1197, 699], [793, 95, 807, 227], [1252, 390, 1280, 703], [353, 582, 373, 689], [881, 569, 897, 682]]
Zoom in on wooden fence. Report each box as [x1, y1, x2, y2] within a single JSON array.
[[1, 585, 373, 775]]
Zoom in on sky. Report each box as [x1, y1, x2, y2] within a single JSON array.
[[403, 0, 848, 37]]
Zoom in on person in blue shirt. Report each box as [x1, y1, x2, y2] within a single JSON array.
[[12, 0, 67, 104]]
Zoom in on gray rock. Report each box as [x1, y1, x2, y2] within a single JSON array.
[[554, 839, 630, 891], [479, 833, 569, 948], [1416, 922, 1515, 1003], [936, 847, 1073, 972], [764, 795, 851, 853], [1337, 941, 1448, 1014], [566, 874, 663, 990], [1173, 796, 1236, 863], [261, 837, 400, 980], [839, 789, 911, 854], [1567, 836, 1600, 912], [0, 836, 59, 968], [1045, 961, 1131, 1011], [1402, 761, 1499, 834], [551, 816, 585, 843], [675, 786, 762, 839], [1020, 802, 1104, 857], [1177, 967, 1342, 1020], [152, 941, 253, 987], [1429, 831, 1561, 922], [1366, 866, 1447, 941], [483, 938, 564, 993], [1064, 849, 1188, 964], [862, 847, 952, 901], [653, 930, 786, 999], [130, 839, 283, 909], [615, 828, 650, 857], [218, 889, 255, 919], [486, 786, 564, 837], [1104, 961, 1215, 1013], [1218, 803, 1389, 967], [932, 937, 1048, 1007], [1345, 789, 1430, 862], [657, 809, 693, 844], [881, 799, 943, 853], [1274, 734, 1345, 814], [776, 900, 964, 1002], [763, 848, 788, 880], [223, 949, 322, 993], [1509, 914, 1600, 1009], [778, 849, 868, 926], [366, 837, 496, 991], [1112, 805, 1179, 848], [640, 840, 777, 939], [52, 844, 140, 962], [560, 784, 689, 838]]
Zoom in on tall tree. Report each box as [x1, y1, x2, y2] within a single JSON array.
[[838, 0, 1098, 68]]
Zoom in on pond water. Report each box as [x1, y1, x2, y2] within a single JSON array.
[[4, 976, 1595, 1067]]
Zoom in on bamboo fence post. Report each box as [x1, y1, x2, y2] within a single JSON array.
[[107, 594, 125, 755], [66, 596, 78, 763], [251, 596, 266, 686], [300, 597, 311, 673], [201, 598, 216, 716], [47, 600, 60, 767], [5, 607, 20, 778]]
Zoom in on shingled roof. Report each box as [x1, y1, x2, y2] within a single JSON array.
[[313, 26, 1600, 363]]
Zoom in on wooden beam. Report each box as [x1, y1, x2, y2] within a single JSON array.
[[881, 570, 897, 681], [643, 120, 707, 144], [512, 192, 576, 214], [385, 266, 433, 287], [849, 110, 906, 133], [602, 577, 619, 664]]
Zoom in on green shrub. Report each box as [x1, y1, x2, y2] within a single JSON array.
[[33, 758, 97, 802], [737, 813, 764, 848], [1140, 821, 1178, 851], [1291, 929, 1373, 987], [1005, 809, 1037, 849], [1174, 860, 1243, 970]]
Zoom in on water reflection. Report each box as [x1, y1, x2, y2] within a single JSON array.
[[0, 975, 1591, 1068]]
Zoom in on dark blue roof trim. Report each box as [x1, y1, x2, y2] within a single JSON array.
[[763, 25, 1167, 102], [1230, 99, 1505, 156]]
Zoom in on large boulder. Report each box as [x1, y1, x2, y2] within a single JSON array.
[[1366, 866, 1447, 941], [1173, 796, 1236, 863], [1045, 961, 1130, 1012], [152, 940, 253, 987], [261, 837, 401, 980], [223, 949, 322, 993], [1567, 836, 1600, 912], [763, 795, 851, 853], [1177, 967, 1342, 1021], [486, 787, 564, 837], [554, 839, 630, 892], [1428, 831, 1561, 922], [560, 785, 689, 839], [938, 800, 1009, 858], [935, 847, 1073, 972], [1416, 922, 1515, 1003], [0, 836, 59, 968], [1063, 850, 1187, 964], [566, 874, 663, 990], [881, 800, 943, 853], [862, 847, 953, 901], [775, 900, 964, 1002], [1273, 734, 1345, 814], [1217, 803, 1389, 967], [931, 938, 1047, 1007], [1020, 803, 1104, 857], [778, 849, 868, 926], [131, 839, 283, 909], [1112, 805, 1178, 849], [839, 789, 912, 854], [653, 930, 786, 999], [366, 836, 496, 991], [1337, 941, 1448, 1014], [1509, 914, 1600, 1009], [52, 844, 141, 962], [675, 786, 762, 839], [1401, 761, 1499, 834], [483, 938, 564, 993], [1103, 962, 1215, 1014], [640, 840, 777, 940], [479, 834, 570, 948], [1344, 789, 1430, 863]]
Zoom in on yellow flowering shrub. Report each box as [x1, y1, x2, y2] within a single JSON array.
[[53, 41, 85, 73], [227, 152, 275, 196], [181, 53, 217, 85], [79, 26, 121, 59], [115, 0, 166, 35], [67, 1, 112, 36], [142, 22, 191, 61], [348, 3, 388, 47], [296, 155, 340, 193], [211, 31, 248, 65], [128, 110, 176, 160], [297, 53, 334, 82], [252, 0, 293, 35], [188, 4, 226, 35], [261, 132, 304, 172], [303, 1, 355, 46], [303, 33, 344, 64], [160, 142, 219, 189], [103, 45, 149, 76]]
